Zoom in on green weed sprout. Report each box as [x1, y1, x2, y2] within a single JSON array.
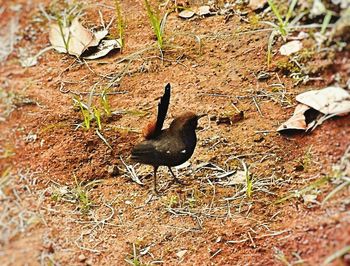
[[93, 107, 102, 130], [73, 174, 101, 214], [100, 88, 112, 117], [115, 0, 125, 49], [242, 161, 252, 198], [74, 97, 92, 130], [144, 0, 164, 49], [265, 0, 301, 67]]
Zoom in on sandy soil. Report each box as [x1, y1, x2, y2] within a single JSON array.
[[0, 0, 349, 265]]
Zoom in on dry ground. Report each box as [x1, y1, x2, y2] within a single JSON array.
[[0, 0, 350, 265]]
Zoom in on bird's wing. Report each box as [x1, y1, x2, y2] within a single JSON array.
[[131, 141, 163, 165], [131, 136, 187, 167], [154, 83, 171, 136]]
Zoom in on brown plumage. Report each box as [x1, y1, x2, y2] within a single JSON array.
[[131, 83, 203, 193]]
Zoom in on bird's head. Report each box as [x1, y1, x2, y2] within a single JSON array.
[[170, 112, 206, 132]]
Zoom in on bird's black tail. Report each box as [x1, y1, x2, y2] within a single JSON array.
[[154, 83, 171, 136]]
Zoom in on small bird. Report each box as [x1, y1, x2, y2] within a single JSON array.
[[131, 83, 204, 193]]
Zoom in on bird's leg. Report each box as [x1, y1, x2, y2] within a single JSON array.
[[168, 167, 184, 185], [153, 166, 159, 194]]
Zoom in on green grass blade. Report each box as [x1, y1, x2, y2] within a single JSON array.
[[321, 10, 332, 35], [284, 0, 298, 25], [115, 0, 125, 49], [144, 0, 163, 48], [267, 0, 284, 27]]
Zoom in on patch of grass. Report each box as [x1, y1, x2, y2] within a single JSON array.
[[166, 195, 178, 208], [74, 97, 92, 130], [100, 88, 112, 117], [0, 167, 12, 190], [294, 146, 314, 171], [241, 160, 252, 198], [73, 89, 113, 131], [144, 0, 164, 50], [125, 243, 144, 266], [265, 0, 302, 67], [0, 146, 15, 159], [73, 175, 92, 214], [275, 175, 333, 204], [114, 0, 125, 50], [51, 175, 101, 215]]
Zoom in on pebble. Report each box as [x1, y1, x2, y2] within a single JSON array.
[[78, 254, 86, 262]]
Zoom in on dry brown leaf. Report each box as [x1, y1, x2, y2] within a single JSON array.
[[178, 10, 195, 19], [279, 40, 303, 56], [83, 39, 121, 60], [277, 104, 310, 131], [49, 18, 94, 57], [198, 6, 211, 16], [248, 0, 267, 10], [296, 86, 350, 115]]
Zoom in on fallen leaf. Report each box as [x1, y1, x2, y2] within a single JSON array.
[[296, 86, 350, 115], [176, 250, 187, 259], [310, 0, 326, 17], [279, 40, 303, 56], [178, 9, 195, 19], [82, 39, 121, 60], [49, 18, 119, 59], [303, 194, 318, 203], [248, 0, 267, 10], [89, 29, 109, 47], [198, 6, 211, 16], [49, 18, 94, 57], [277, 104, 310, 131], [289, 31, 309, 41]]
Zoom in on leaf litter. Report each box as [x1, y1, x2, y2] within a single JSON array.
[[49, 17, 121, 59], [278, 86, 350, 132]]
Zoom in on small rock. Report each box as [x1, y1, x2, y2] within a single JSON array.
[[217, 116, 231, 125], [279, 41, 303, 56], [231, 111, 244, 123], [86, 259, 93, 266], [248, 0, 268, 10], [78, 254, 86, 262], [257, 71, 270, 81], [107, 165, 120, 176], [253, 135, 264, 142], [178, 10, 195, 19], [176, 250, 187, 259]]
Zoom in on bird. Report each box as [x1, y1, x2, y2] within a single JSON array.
[[131, 83, 204, 193]]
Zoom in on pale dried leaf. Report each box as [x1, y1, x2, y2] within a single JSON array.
[[277, 104, 310, 132], [49, 23, 70, 54], [310, 0, 326, 17], [303, 194, 318, 203], [82, 39, 121, 60], [279, 40, 303, 56], [89, 29, 109, 47], [296, 86, 350, 115], [248, 0, 267, 10], [198, 6, 211, 16], [178, 10, 195, 19], [49, 18, 94, 57], [176, 250, 187, 259]]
